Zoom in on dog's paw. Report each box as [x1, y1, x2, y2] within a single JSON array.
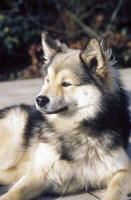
[[102, 195, 130, 200]]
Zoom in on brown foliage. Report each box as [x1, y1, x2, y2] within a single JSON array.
[[1, 0, 131, 80]]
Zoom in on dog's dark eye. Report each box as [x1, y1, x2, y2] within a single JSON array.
[[61, 82, 72, 87]]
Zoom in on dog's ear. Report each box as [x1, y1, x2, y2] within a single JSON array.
[[80, 39, 107, 78], [42, 32, 67, 63]]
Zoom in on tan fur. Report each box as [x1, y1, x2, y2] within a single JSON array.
[[0, 108, 28, 170], [0, 34, 131, 200], [102, 170, 131, 200], [0, 133, 131, 200]]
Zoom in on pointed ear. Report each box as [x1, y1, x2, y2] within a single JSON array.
[[80, 39, 107, 78], [42, 32, 67, 63]]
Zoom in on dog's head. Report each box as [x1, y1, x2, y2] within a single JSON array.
[[36, 32, 116, 117]]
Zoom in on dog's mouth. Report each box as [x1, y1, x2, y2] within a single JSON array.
[[41, 106, 69, 114]]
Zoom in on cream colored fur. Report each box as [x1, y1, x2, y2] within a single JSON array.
[[0, 35, 131, 200], [0, 118, 131, 200]]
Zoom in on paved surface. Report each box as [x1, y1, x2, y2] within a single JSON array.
[[0, 68, 131, 200]]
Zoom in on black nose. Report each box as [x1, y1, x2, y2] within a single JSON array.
[[36, 96, 49, 107]]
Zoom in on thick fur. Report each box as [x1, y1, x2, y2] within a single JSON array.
[[0, 33, 131, 200]]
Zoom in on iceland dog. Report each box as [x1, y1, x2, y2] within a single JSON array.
[[0, 32, 131, 200]]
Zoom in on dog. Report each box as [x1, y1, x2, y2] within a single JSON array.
[[0, 32, 131, 200]]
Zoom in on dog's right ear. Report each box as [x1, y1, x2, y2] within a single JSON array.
[[42, 32, 67, 63]]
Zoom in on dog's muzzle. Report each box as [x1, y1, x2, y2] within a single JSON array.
[[36, 95, 68, 114], [36, 95, 49, 108]]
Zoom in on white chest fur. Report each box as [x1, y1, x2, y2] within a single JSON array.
[[32, 141, 130, 190], [33, 143, 60, 171]]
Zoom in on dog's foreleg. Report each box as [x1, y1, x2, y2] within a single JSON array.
[[0, 172, 47, 200], [102, 169, 131, 200]]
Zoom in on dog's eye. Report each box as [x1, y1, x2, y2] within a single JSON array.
[[61, 82, 72, 87]]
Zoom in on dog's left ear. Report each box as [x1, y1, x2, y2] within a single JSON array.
[[80, 39, 107, 78], [42, 32, 67, 63]]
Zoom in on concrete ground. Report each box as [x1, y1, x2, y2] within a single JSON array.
[[0, 68, 131, 200]]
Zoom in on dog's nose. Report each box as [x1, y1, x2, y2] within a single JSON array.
[[36, 96, 49, 107]]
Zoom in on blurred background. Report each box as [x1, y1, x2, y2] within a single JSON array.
[[0, 0, 131, 81]]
